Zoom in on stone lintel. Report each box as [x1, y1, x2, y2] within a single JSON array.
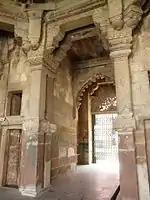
[[75, 57, 112, 69]]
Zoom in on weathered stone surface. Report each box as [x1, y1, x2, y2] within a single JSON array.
[[0, 1, 150, 200]]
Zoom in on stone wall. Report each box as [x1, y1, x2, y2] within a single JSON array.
[[51, 58, 77, 179], [0, 34, 31, 190], [129, 13, 150, 199]]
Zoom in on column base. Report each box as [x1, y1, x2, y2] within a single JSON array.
[[19, 184, 54, 197], [19, 185, 37, 197]]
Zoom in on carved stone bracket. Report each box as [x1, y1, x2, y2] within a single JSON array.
[[124, 4, 143, 29], [93, 5, 109, 36], [15, 10, 43, 54], [107, 0, 124, 30], [93, 0, 143, 34], [28, 10, 43, 50], [46, 23, 65, 54]]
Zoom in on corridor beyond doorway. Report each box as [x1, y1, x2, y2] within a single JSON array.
[[93, 113, 118, 165]]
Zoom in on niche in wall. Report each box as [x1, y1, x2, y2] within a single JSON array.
[[6, 91, 22, 116]]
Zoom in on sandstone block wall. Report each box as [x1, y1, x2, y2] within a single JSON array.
[[51, 58, 77, 179]]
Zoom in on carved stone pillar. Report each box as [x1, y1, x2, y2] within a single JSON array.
[[78, 91, 91, 164], [109, 27, 139, 200], [20, 64, 47, 197]]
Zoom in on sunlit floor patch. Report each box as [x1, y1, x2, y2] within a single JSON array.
[[96, 160, 119, 174]]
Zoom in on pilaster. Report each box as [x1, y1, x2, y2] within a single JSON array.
[[19, 22, 57, 195], [78, 91, 91, 165], [109, 26, 139, 200]]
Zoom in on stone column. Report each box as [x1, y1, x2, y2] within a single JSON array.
[[20, 64, 47, 197], [109, 27, 139, 200], [78, 91, 91, 164], [130, 19, 150, 199]]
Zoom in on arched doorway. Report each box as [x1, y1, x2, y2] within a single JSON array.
[[77, 82, 119, 198]]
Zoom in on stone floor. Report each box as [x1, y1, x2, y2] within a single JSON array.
[[0, 162, 119, 200]]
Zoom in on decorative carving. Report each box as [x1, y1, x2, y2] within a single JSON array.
[[91, 85, 117, 113], [46, 0, 105, 24], [76, 73, 113, 109], [107, 0, 124, 30], [108, 26, 132, 55], [93, 6, 109, 36], [28, 10, 43, 50], [124, 4, 143, 29], [46, 24, 65, 54]]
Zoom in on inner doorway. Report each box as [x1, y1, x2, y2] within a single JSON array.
[[93, 113, 118, 162], [92, 113, 119, 173]]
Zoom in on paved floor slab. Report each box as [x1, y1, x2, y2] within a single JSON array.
[[0, 163, 119, 200]]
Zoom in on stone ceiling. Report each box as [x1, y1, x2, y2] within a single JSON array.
[[67, 36, 109, 62]]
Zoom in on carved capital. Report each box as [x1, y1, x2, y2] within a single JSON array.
[[124, 4, 143, 29], [28, 10, 43, 20], [27, 47, 44, 66], [108, 26, 132, 57]]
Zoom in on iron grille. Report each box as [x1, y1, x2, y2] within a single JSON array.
[[94, 114, 118, 162]]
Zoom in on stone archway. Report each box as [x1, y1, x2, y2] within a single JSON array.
[[76, 75, 117, 163]]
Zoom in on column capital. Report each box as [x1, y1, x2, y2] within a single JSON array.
[[110, 48, 131, 59], [108, 26, 132, 58]]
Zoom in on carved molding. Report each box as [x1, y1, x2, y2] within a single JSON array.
[[46, 24, 65, 54], [45, 0, 105, 24], [108, 26, 132, 56], [76, 74, 105, 109], [44, 26, 108, 73], [74, 65, 114, 109]]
